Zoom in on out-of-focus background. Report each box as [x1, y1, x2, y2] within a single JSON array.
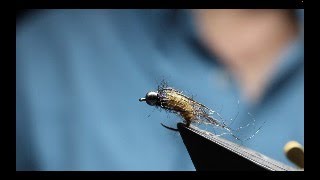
[[16, 9, 303, 170]]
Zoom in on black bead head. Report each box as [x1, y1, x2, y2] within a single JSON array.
[[139, 91, 159, 106]]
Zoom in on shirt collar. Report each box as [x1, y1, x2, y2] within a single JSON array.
[[184, 9, 304, 108]]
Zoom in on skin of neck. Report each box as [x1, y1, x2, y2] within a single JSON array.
[[193, 9, 298, 104]]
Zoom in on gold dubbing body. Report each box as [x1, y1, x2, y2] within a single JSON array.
[[161, 89, 196, 125]]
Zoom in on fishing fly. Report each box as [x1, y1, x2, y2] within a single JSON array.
[[139, 81, 263, 142]]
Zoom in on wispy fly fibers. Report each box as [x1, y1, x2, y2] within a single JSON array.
[[139, 81, 264, 142]]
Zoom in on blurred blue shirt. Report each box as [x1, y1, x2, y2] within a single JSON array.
[[16, 9, 304, 170]]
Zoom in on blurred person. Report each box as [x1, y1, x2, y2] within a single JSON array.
[[16, 9, 303, 170]]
